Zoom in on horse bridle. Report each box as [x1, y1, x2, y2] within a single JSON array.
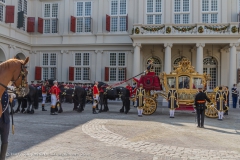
[[0, 63, 27, 94]]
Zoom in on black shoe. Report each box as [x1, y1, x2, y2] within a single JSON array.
[[51, 112, 58, 115], [42, 108, 47, 111]]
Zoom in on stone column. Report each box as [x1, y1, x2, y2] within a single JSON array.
[[95, 50, 103, 81], [229, 43, 239, 89], [196, 43, 205, 74], [164, 43, 172, 74], [133, 43, 141, 77]]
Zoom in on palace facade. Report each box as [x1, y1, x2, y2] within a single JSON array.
[[0, 0, 240, 90]]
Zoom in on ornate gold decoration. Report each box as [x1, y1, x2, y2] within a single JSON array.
[[231, 26, 238, 33], [173, 58, 196, 74], [142, 25, 165, 32], [198, 26, 204, 33], [172, 25, 196, 32], [135, 27, 140, 34], [166, 27, 171, 34]]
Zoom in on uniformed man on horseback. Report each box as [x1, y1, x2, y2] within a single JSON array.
[[194, 85, 211, 128], [49, 80, 60, 115]]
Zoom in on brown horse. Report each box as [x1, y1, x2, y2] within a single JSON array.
[[0, 57, 29, 117]]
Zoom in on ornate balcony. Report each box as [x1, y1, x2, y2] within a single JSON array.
[[132, 23, 239, 36]]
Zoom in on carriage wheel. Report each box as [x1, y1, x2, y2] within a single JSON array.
[[143, 97, 157, 115], [205, 104, 218, 118]]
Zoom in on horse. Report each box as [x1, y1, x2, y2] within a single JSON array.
[[14, 85, 39, 114], [72, 86, 87, 112], [0, 57, 29, 117], [98, 82, 130, 113]]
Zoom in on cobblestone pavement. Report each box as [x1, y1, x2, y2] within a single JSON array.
[[6, 100, 240, 160]]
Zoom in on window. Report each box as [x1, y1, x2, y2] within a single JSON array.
[[43, 3, 58, 33], [76, 2, 92, 33], [74, 53, 90, 81], [203, 57, 217, 90], [110, 0, 127, 32], [146, 0, 162, 24], [0, 0, 5, 22], [202, 0, 218, 23], [42, 53, 57, 80], [174, 0, 190, 24], [109, 53, 126, 81], [18, 0, 27, 31]]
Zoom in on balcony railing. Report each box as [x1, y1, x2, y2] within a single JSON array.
[[132, 23, 239, 35]]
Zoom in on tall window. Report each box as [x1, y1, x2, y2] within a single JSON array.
[[42, 53, 57, 80], [203, 57, 217, 90], [109, 53, 126, 81], [0, 0, 5, 22], [74, 53, 90, 81], [18, 0, 28, 31], [174, 0, 190, 24], [202, 0, 218, 23], [146, 57, 162, 75], [76, 2, 92, 33], [146, 0, 162, 24], [110, 0, 127, 32], [43, 3, 58, 33]]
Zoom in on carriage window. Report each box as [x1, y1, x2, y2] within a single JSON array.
[[192, 78, 202, 89], [178, 76, 190, 89], [74, 52, 90, 81], [167, 77, 176, 88]]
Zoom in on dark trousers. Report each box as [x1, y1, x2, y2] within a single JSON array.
[[232, 97, 238, 108], [196, 109, 205, 127], [0, 121, 9, 144]]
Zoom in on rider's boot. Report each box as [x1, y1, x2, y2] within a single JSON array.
[[0, 143, 8, 160], [42, 104, 47, 111]]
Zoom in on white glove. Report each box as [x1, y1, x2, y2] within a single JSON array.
[[7, 86, 15, 91]]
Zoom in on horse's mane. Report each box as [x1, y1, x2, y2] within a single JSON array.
[[0, 59, 24, 73]]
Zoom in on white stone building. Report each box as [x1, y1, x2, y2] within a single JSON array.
[[0, 0, 240, 90]]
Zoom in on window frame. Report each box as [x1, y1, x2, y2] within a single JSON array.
[[41, 53, 57, 80], [0, 0, 5, 23], [17, 0, 28, 31], [75, 1, 92, 33], [108, 52, 126, 82], [74, 52, 91, 81], [42, 2, 59, 34], [109, 0, 128, 32], [145, 0, 163, 24], [173, 0, 191, 24], [201, 0, 219, 23]]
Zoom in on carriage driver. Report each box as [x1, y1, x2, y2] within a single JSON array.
[[41, 81, 48, 111], [92, 81, 99, 114], [49, 80, 61, 115]]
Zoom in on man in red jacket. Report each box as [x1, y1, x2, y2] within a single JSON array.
[[49, 80, 61, 115], [92, 81, 99, 114]]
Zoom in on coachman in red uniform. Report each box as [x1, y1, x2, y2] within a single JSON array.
[[92, 81, 99, 114], [49, 81, 61, 115]]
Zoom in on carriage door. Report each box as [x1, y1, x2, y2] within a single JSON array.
[[146, 57, 162, 76], [203, 57, 217, 90]]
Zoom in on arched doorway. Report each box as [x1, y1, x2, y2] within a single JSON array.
[[203, 57, 218, 90], [0, 48, 6, 63], [15, 53, 26, 60], [146, 57, 162, 76]]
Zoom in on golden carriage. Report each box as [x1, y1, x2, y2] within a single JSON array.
[[140, 58, 228, 117]]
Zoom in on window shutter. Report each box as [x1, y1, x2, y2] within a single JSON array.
[[126, 14, 128, 31], [27, 17, 35, 32], [17, 11, 24, 28], [124, 68, 127, 80], [38, 17, 43, 33], [237, 69, 240, 83], [69, 67, 74, 81], [70, 16, 76, 32], [106, 14, 110, 32], [35, 67, 42, 80], [5, 6, 15, 23], [105, 67, 109, 81]]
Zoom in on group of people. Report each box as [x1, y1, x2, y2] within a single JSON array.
[[167, 83, 239, 128]]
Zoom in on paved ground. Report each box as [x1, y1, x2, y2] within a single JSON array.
[[5, 100, 240, 160]]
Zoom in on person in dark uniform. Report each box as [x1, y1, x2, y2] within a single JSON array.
[[224, 86, 229, 115], [0, 91, 10, 160], [215, 86, 226, 120], [168, 85, 178, 118], [194, 85, 211, 128], [231, 84, 238, 108], [145, 59, 154, 74]]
